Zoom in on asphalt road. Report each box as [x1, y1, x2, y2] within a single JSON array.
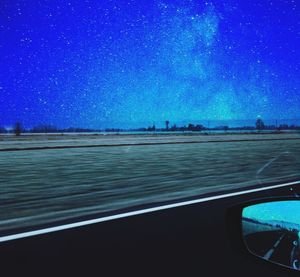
[[245, 229, 299, 269], [0, 135, 300, 232]]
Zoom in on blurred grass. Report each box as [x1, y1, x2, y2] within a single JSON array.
[[0, 135, 300, 232]]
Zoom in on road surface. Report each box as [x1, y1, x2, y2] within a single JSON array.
[[244, 229, 300, 270]]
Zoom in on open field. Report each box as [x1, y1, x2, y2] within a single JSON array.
[[1, 131, 300, 150], [0, 133, 300, 232]]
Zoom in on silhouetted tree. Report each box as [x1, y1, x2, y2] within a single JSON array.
[[147, 125, 156, 131], [14, 122, 22, 136], [279, 124, 288, 130], [170, 124, 177, 131], [187, 124, 205, 131], [0, 127, 6, 133], [195, 124, 205, 131], [31, 125, 58, 133], [256, 117, 265, 130], [187, 123, 194, 131]]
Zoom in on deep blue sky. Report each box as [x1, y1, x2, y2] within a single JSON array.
[[0, 0, 299, 128]]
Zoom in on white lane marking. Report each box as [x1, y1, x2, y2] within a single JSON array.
[[257, 157, 279, 175], [263, 233, 286, 260], [0, 180, 300, 243], [257, 151, 290, 175]]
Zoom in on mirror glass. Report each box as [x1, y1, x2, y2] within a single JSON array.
[[242, 200, 300, 271]]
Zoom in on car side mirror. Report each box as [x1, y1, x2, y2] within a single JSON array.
[[242, 200, 300, 271]]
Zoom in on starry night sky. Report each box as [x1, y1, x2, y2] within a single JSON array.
[[0, 0, 299, 129]]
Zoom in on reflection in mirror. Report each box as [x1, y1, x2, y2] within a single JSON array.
[[242, 201, 300, 271]]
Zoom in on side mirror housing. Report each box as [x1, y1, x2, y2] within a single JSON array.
[[241, 200, 300, 271]]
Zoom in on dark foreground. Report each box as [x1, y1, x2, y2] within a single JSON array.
[[1, 182, 299, 276]]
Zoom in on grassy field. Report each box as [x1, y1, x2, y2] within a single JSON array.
[[242, 219, 282, 237], [1, 131, 300, 149], [0, 133, 300, 232]]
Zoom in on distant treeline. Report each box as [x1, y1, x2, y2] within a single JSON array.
[[1, 119, 300, 135], [134, 124, 300, 132]]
